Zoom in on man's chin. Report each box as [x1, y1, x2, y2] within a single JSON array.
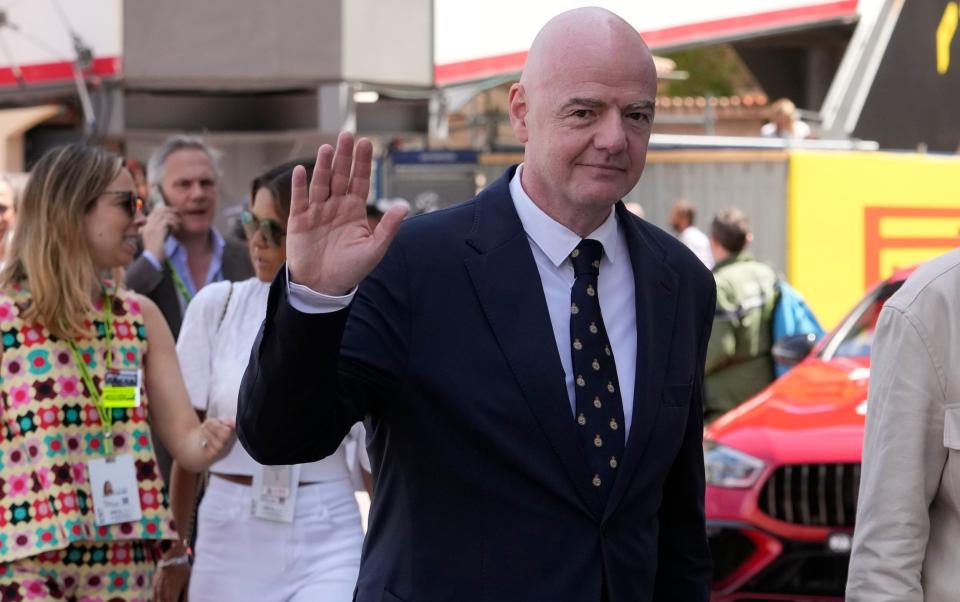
[[178, 219, 214, 237], [576, 174, 637, 199], [575, 184, 633, 206]]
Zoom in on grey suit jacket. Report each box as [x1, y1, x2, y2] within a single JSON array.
[[847, 247, 960, 602], [125, 236, 253, 339]]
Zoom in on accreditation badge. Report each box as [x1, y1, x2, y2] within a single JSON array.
[[102, 369, 142, 408], [251, 465, 301, 523], [88, 454, 143, 526]]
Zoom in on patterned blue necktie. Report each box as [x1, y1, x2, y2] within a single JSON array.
[[569, 239, 625, 502]]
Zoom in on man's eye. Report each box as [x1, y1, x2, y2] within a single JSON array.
[[627, 112, 651, 122], [572, 109, 592, 118]]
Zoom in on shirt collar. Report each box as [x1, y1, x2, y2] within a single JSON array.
[[165, 228, 226, 260], [509, 164, 620, 268]]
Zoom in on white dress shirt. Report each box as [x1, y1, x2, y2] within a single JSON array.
[[142, 228, 229, 307], [289, 164, 638, 436]]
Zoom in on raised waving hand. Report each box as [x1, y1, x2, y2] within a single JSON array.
[[287, 132, 408, 295]]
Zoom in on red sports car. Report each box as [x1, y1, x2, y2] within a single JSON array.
[[705, 268, 914, 601]]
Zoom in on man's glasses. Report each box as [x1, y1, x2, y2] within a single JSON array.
[[102, 190, 143, 218], [241, 210, 286, 247]]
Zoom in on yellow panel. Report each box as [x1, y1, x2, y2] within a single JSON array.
[[788, 151, 960, 330], [879, 217, 960, 238]]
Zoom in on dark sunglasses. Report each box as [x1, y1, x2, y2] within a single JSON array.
[[241, 210, 286, 247], [102, 190, 143, 218]]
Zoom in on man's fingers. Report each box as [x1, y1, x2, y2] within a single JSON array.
[[309, 144, 335, 208], [348, 138, 374, 201], [149, 208, 179, 228], [330, 131, 354, 198], [288, 165, 309, 218], [372, 204, 409, 252]]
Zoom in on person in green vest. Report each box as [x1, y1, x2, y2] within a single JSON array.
[[704, 207, 778, 422]]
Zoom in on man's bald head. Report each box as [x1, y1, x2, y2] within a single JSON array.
[[507, 8, 658, 235], [520, 8, 655, 94]]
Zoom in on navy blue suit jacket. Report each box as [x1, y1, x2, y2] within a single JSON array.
[[238, 166, 716, 602]]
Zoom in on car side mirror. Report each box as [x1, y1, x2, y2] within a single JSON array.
[[772, 333, 818, 368]]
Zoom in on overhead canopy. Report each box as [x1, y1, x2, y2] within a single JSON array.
[[434, 0, 860, 85], [0, 104, 60, 171]]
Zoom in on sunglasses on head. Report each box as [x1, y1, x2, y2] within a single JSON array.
[[241, 210, 286, 247], [102, 190, 143, 218]]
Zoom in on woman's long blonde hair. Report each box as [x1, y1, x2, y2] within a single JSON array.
[[0, 144, 124, 340]]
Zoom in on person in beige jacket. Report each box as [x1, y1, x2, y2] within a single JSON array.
[[847, 247, 960, 601]]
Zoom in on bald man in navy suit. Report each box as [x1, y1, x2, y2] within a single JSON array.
[[238, 8, 715, 601]]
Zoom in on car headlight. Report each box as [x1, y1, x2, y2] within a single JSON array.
[[704, 441, 766, 488]]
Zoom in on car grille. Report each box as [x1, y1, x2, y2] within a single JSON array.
[[742, 544, 851, 597], [757, 463, 860, 527]]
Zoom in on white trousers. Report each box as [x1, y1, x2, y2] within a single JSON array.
[[189, 476, 364, 602]]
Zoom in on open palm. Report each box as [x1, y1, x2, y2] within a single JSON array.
[[287, 132, 408, 295]]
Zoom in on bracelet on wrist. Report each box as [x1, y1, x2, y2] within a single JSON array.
[[157, 554, 190, 569], [159, 539, 191, 555]]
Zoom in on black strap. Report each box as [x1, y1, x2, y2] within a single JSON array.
[[216, 283, 234, 332]]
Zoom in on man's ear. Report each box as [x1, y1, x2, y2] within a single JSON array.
[[508, 83, 529, 143]]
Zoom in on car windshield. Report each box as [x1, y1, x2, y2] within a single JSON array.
[[829, 281, 905, 358]]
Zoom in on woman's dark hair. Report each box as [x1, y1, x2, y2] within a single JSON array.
[[250, 159, 316, 223]]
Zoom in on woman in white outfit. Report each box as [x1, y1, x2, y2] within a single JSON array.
[[156, 160, 370, 602]]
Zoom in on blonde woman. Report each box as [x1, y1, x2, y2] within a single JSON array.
[[0, 144, 233, 601]]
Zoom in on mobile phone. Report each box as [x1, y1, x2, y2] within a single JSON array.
[[147, 185, 167, 213], [146, 185, 172, 238]]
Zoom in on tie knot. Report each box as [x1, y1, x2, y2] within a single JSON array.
[[570, 239, 604, 276]]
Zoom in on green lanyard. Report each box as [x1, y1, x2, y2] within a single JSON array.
[[68, 291, 116, 456], [167, 260, 193, 305]]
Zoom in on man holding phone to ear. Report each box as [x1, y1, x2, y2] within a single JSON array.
[[126, 135, 253, 481], [127, 135, 253, 339]]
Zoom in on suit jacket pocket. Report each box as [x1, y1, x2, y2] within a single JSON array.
[[943, 406, 960, 449], [662, 381, 694, 407], [382, 590, 409, 602]]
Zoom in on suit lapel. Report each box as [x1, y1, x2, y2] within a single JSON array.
[[604, 204, 680, 518], [464, 169, 603, 519]]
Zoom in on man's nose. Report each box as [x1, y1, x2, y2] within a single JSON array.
[[594, 112, 627, 154], [189, 181, 211, 198]]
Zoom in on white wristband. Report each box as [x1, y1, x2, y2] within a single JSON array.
[[157, 554, 190, 568]]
